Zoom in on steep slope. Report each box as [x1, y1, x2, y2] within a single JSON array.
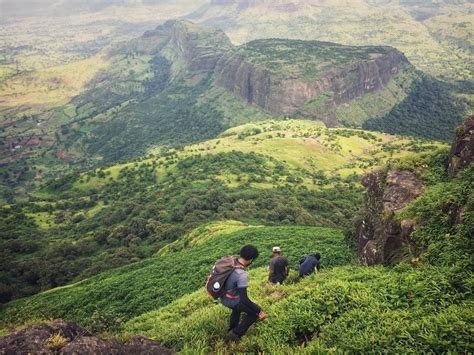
[[0, 223, 352, 331], [1, 220, 471, 353]]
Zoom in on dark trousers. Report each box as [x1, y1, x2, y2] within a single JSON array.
[[270, 274, 286, 284], [229, 302, 259, 337]]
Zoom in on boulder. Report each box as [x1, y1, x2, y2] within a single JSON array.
[[0, 320, 173, 355]]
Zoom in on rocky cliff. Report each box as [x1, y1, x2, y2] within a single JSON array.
[[448, 115, 474, 176], [0, 320, 173, 354], [118, 22, 414, 127], [356, 116, 474, 265], [214, 40, 410, 126], [130, 20, 233, 72], [356, 169, 423, 265]]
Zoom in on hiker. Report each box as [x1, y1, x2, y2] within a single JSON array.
[[208, 245, 266, 341], [268, 246, 289, 284], [299, 253, 321, 277]]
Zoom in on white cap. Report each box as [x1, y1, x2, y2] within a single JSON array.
[[272, 246, 281, 253]]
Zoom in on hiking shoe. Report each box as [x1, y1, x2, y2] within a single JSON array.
[[227, 330, 240, 342]]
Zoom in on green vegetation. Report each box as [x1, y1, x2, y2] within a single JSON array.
[[125, 264, 472, 353], [0, 121, 446, 301], [237, 39, 391, 81], [0, 134, 472, 352], [0, 223, 352, 331], [363, 76, 469, 141]]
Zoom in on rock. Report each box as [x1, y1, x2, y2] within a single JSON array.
[[400, 219, 415, 238], [448, 116, 474, 176], [0, 320, 173, 355], [356, 169, 422, 265], [383, 169, 423, 211]]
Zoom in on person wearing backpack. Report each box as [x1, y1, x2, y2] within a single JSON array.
[[206, 245, 266, 341], [268, 246, 289, 284], [299, 253, 321, 278]]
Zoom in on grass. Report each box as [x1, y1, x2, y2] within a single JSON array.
[[45, 333, 68, 350], [0, 222, 351, 332], [124, 264, 473, 353]]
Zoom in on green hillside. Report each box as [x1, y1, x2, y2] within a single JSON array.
[[0, 120, 446, 301], [125, 265, 472, 353], [0, 142, 472, 352], [0, 223, 352, 332]]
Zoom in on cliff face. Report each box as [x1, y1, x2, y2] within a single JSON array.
[[134, 20, 233, 72], [214, 45, 409, 126], [356, 169, 423, 265], [448, 115, 474, 176], [164, 21, 233, 72], [356, 116, 474, 265]]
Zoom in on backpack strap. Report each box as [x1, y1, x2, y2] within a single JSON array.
[[222, 258, 244, 298]]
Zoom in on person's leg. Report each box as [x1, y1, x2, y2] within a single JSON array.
[[229, 307, 241, 331], [232, 303, 259, 338]]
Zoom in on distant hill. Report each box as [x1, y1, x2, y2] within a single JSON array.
[[188, 0, 474, 83], [0, 20, 467, 201], [0, 0, 207, 17]]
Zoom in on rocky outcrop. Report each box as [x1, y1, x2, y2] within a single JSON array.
[[448, 115, 474, 176], [356, 169, 423, 265], [214, 45, 409, 126], [0, 320, 173, 354], [164, 20, 233, 72], [132, 20, 233, 72]]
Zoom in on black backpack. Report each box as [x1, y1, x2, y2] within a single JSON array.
[[206, 256, 243, 299]]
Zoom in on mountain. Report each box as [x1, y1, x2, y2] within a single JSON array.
[[188, 0, 474, 83], [1, 20, 466, 202]]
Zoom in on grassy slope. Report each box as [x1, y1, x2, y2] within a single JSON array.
[[124, 155, 472, 354], [76, 120, 445, 191], [1, 150, 472, 352], [0, 222, 352, 331], [125, 265, 472, 353], [0, 121, 446, 302]]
